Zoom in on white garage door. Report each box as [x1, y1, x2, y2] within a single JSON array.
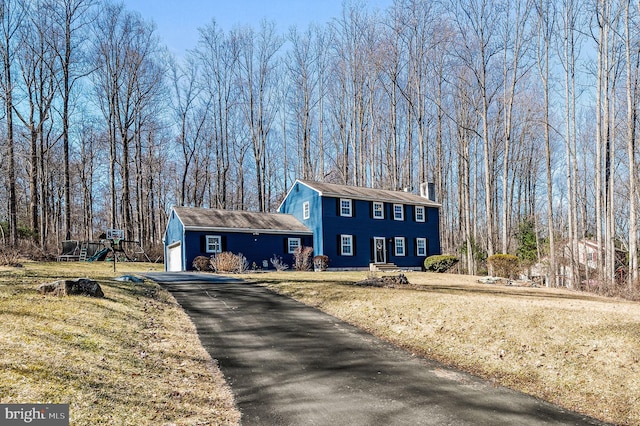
[[167, 243, 183, 272]]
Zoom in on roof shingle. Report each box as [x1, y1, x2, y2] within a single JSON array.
[[297, 180, 440, 206], [173, 207, 311, 234]]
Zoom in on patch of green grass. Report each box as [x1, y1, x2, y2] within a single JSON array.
[[0, 261, 240, 425], [241, 270, 640, 426]]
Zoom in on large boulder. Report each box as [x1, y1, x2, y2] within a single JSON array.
[[37, 278, 104, 297]]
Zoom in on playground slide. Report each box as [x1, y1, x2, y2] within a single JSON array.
[[87, 248, 109, 262]]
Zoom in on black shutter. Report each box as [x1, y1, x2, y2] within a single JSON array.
[[370, 202, 374, 218], [426, 238, 430, 256], [200, 235, 206, 253], [370, 238, 375, 262], [337, 234, 342, 255], [221, 236, 227, 252], [336, 198, 341, 216], [351, 200, 355, 218], [352, 235, 357, 256]]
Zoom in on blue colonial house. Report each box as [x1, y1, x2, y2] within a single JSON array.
[[278, 180, 441, 269], [164, 180, 440, 271], [164, 207, 312, 271]]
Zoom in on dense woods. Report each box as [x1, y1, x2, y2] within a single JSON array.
[[1, 0, 639, 292]]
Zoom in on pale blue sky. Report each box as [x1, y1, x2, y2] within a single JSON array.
[[124, 0, 394, 57]]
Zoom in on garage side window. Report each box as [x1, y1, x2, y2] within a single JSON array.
[[206, 235, 222, 253], [288, 237, 301, 254]]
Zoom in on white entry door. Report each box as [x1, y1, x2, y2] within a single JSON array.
[[374, 237, 386, 264], [167, 243, 183, 271]]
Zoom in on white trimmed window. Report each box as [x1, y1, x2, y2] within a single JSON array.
[[303, 201, 310, 220], [206, 235, 222, 253], [393, 204, 404, 221], [415, 206, 425, 222], [416, 238, 427, 256], [394, 237, 406, 256], [373, 202, 384, 219], [340, 234, 354, 256], [288, 237, 301, 254], [340, 199, 353, 217]]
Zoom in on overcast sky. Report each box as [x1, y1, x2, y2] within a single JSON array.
[[123, 0, 394, 57]]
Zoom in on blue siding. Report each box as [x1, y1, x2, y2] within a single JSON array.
[[279, 182, 324, 255], [321, 198, 441, 269], [164, 207, 313, 271], [280, 180, 442, 269], [183, 231, 312, 271]]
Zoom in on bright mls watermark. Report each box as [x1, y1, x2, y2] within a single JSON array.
[[1, 404, 68, 425]]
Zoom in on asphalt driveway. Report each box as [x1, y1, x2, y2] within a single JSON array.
[[145, 272, 605, 426]]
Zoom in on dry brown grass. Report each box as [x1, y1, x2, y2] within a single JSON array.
[[0, 261, 240, 425], [243, 270, 640, 426]]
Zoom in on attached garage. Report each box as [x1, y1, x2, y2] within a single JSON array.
[[163, 207, 313, 272]]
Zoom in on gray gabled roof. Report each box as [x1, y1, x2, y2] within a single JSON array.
[[295, 180, 441, 207], [172, 207, 312, 234]]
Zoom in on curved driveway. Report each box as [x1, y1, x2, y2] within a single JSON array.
[[145, 272, 605, 426]]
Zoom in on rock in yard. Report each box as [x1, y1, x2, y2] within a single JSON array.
[[477, 276, 503, 285], [113, 275, 143, 283], [355, 273, 410, 288], [37, 278, 104, 297]]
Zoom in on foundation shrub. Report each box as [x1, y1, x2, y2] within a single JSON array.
[[210, 252, 248, 273], [424, 255, 459, 273], [192, 256, 212, 271], [293, 246, 314, 271], [270, 255, 289, 271], [313, 255, 329, 271]]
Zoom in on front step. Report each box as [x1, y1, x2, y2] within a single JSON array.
[[369, 263, 399, 272]]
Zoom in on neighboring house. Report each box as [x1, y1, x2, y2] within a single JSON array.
[[164, 207, 312, 272], [278, 180, 441, 269], [557, 239, 627, 287], [527, 239, 627, 287]]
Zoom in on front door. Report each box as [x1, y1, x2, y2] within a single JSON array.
[[374, 237, 386, 264]]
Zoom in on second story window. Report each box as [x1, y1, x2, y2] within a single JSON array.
[[340, 198, 353, 217], [415, 206, 425, 222], [393, 204, 404, 221], [303, 201, 310, 220], [373, 202, 384, 219]]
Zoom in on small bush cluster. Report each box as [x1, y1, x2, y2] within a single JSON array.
[[293, 246, 314, 271], [424, 255, 459, 272], [0, 247, 22, 267], [313, 255, 329, 271], [192, 255, 212, 271], [210, 251, 248, 273], [270, 255, 289, 271], [487, 254, 519, 278]]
